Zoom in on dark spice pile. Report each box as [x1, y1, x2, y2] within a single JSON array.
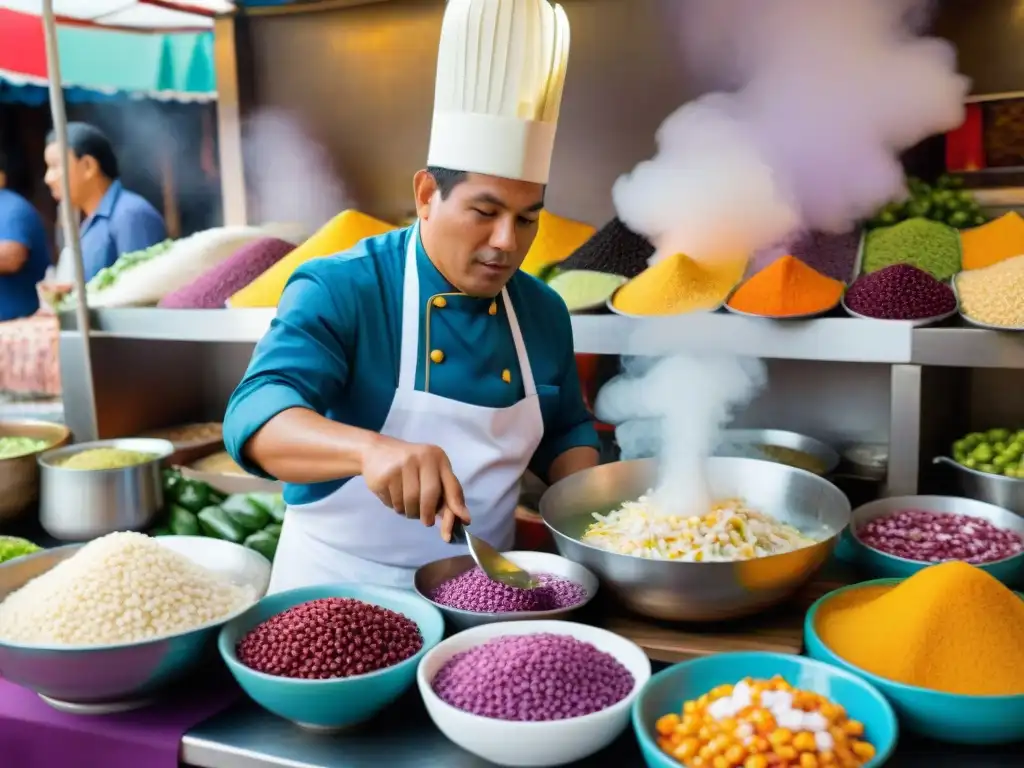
[[558, 217, 654, 279], [789, 229, 861, 283], [845, 264, 957, 320]]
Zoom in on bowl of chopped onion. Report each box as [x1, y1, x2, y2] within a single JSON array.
[[538, 457, 850, 622]]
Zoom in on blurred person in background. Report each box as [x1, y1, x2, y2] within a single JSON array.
[[42, 122, 166, 284], [0, 149, 50, 321]]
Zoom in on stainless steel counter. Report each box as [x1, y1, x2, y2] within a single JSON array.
[[182, 693, 1020, 768]]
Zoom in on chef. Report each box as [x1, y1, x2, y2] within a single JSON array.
[[223, 0, 598, 593]]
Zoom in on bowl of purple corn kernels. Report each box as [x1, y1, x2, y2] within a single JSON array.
[[416, 620, 650, 766], [414, 551, 599, 630]]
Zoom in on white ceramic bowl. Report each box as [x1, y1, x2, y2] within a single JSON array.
[[417, 620, 651, 767]]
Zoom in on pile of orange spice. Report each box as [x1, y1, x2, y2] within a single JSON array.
[[727, 256, 844, 318], [960, 212, 1024, 271]]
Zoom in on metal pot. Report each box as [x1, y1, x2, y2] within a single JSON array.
[[0, 419, 71, 522], [38, 438, 174, 540], [933, 456, 1024, 515], [539, 457, 850, 622]]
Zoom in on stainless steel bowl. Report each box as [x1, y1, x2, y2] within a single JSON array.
[[538, 457, 850, 622], [934, 456, 1024, 515], [414, 550, 599, 630], [0, 420, 71, 522], [716, 429, 841, 476], [38, 438, 174, 540], [0, 536, 270, 708]]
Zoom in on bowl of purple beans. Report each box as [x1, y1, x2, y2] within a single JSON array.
[[842, 264, 959, 327], [849, 495, 1024, 585], [414, 550, 599, 630], [416, 620, 651, 766]]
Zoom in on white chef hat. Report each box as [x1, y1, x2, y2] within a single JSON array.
[[427, 0, 571, 185]]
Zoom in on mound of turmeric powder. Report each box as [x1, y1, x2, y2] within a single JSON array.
[[815, 561, 1024, 696]]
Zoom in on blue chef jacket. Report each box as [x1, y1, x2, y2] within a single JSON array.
[[80, 180, 166, 281], [224, 225, 599, 506]]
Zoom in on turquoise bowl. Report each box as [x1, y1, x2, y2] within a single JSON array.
[[218, 584, 444, 729], [805, 580, 1024, 745], [632, 651, 898, 767], [847, 496, 1024, 587]]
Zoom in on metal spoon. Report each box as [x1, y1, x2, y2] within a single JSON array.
[[450, 519, 540, 590]]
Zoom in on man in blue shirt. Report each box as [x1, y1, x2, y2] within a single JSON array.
[[0, 150, 50, 321], [43, 122, 166, 281], [223, 0, 596, 592]]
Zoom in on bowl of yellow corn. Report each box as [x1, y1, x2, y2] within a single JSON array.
[[632, 651, 897, 768]]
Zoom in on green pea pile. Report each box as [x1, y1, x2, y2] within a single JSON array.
[[862, 218, 962, 281], [952, 428, 1024, 479]]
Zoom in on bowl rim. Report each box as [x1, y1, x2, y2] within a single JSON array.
[[0, 536, 268, 652], [412, 550, 599, 620], [630, 650, 899, 767], [848, 495, 1024, 569], [717, 428, 842, 476], [416, 618, 652, 728], [805, 578, 1024, 701], [217, 583, 446, 686], [38, 437, 176, 471], [0, 419, 71, 461], [539, 457, 851, 566]]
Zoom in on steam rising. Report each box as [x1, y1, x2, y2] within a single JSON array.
[[596, 355, 766, 516], [613, 0, 969, 265], [243, 110, 350, 237], [599, 0, 968, 515]]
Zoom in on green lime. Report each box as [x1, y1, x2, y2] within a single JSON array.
[[878, 211, 898, 226], [948, 211, 970, 228]]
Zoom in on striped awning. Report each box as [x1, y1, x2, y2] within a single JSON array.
[[0, 5, 219, 103]]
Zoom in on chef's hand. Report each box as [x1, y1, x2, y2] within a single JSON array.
[[361, 435, 471, 542]]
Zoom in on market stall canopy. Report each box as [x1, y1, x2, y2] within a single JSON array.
[[0, 2, 225, 103]]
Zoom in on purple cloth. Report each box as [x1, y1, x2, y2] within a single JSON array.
[[0, 673, 240, 768], [158, 237, 296, 309]]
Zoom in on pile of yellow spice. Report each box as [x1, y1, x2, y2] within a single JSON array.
[[815, 561, 1024, 696]]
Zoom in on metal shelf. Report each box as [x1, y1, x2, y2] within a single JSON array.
[[58, 309, 1024, 368]]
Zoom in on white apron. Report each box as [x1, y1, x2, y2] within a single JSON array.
[[267, 225, 544, 592]]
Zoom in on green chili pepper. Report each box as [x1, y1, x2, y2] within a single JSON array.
[[169, 504, 201, 536], [176, 480, 212, 514], [149, 527, 172, 537], [222, 494, 271, 533], [244, 530, 279, 562], [162, 469, 183, 500], [197, 506, 245, 543], [263, 523, 283, 537], [248, 493, 286, 523]]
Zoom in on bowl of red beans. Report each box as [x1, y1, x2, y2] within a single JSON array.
[[849, 495, 1024, 585], [413, 550, 599, 630], [217, 584, 444, 730]]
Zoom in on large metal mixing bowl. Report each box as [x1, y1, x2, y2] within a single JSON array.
[[0, 536, 271, 709], [539, 458, 851, 622]]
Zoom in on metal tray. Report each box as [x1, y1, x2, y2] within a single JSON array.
[[722, 296, 842, 321], [605, 288, 725, 317], [952, 274, 1024, 332], [840, 296, 959, 328]]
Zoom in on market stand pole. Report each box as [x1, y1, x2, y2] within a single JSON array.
[[41, 0, 99, 442]]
